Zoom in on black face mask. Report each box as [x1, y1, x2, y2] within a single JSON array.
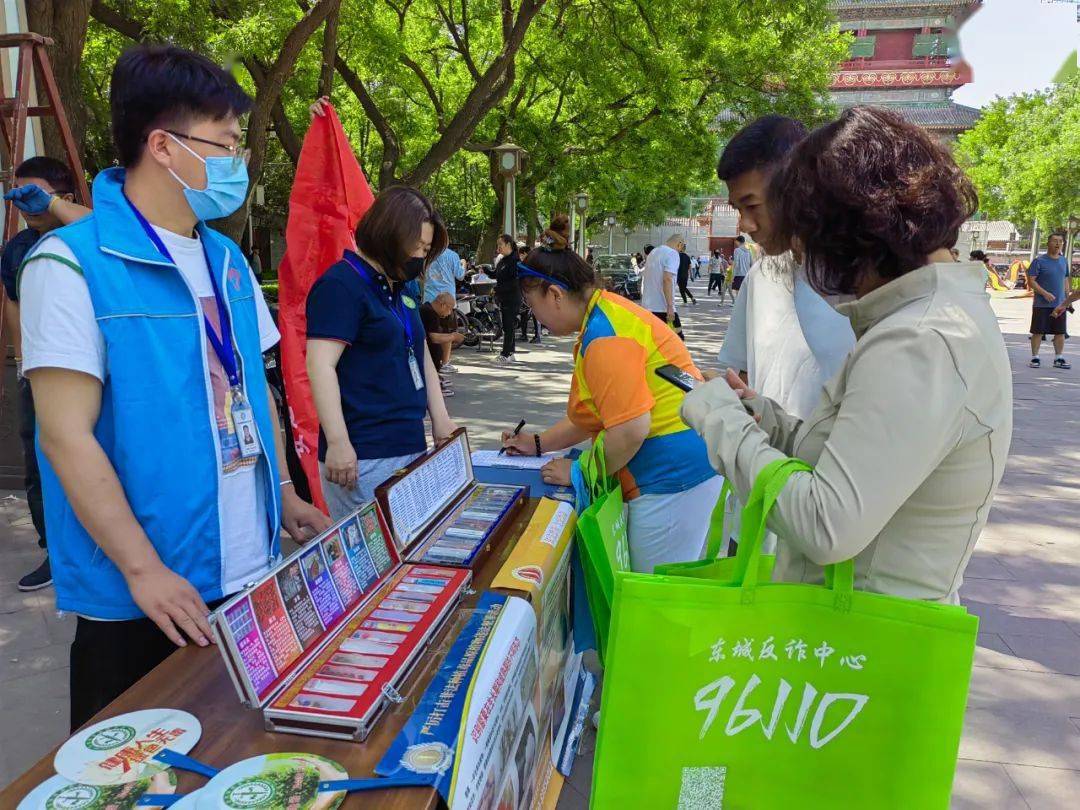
[[396, 257, 425, 282]]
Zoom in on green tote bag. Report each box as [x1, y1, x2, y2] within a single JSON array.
[[654, 480, 775, 584], [592, 458, 979, 809], [574, 432, 630, 660]]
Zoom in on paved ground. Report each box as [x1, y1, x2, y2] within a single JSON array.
[[1, 280, 1078, 808]]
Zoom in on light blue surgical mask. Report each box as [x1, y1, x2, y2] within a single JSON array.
[[167, 132, 249, 221]]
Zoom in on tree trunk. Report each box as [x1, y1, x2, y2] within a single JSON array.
[[400, 0, 547, 189], [318, 4, 340, 99], [24, 0, 94, 161], [477, 220, 500, 267], [215, 0, 341, 241]]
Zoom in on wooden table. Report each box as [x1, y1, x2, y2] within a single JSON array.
[[0, 500, 541, 809]]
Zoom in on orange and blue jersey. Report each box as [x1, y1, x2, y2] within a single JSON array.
[[568, 290, 717, 500]]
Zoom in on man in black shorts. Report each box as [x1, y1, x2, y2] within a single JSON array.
[[1028, 233, 1070, 369]]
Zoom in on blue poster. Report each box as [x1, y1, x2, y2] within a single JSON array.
[[376, 592, 508, 800], [340, 516, 378, 591], [299, 543, 344, 628]]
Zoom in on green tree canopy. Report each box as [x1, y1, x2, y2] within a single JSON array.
[[955, 75, 1080, 235], [62, 1, 846, 249], [470, 0, 846, 243]]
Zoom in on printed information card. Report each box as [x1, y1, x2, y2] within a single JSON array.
[[213, 501, 404, 706], [387, 432, 471, 548]]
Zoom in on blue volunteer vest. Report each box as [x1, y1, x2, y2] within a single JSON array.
[[26, 167, 281, 619]]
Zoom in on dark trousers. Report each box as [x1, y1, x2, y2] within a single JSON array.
[[18, 378, 45, 548], [519, 308, 540, 339], [651, 310, 685, 340], [70, 600, 223, 731], [678, 278, 696, 304], [707, 273, 723, 295], [500, 300, 519, 357]]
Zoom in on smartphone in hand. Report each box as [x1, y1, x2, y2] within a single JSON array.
[[655, 364, 699, 392]]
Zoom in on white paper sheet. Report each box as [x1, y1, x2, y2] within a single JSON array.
[[471, 450, 562, 470]]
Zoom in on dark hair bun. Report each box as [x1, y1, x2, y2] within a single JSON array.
[[540, 214, 571, 251]]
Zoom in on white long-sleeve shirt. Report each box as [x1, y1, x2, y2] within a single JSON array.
[[683, 262, 1012, 603]]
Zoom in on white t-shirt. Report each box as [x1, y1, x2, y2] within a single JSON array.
[[641, 244, 680, 313], [21, 227, 281, 602], [717, 253, 855, 421]]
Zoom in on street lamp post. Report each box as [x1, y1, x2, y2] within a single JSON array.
[[606, 215, 617, 255], [494, 141, 525, 238], [574, 192, 589, 256], [623, 225, 632, 254]]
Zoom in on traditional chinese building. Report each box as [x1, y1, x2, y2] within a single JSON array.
[[829, 0, 983, 140]]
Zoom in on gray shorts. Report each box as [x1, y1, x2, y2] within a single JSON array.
[[320, 451, 423, 523]]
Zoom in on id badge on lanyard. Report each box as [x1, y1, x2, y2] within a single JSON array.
[[230, 387, 262, 459], [407, 349, 423, 391]]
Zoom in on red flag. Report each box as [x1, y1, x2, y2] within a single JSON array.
[[277, 105, 374, 511]]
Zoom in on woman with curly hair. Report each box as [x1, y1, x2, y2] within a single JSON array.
[[501, 215, 722, 572], [682, 106, 1013, 603]]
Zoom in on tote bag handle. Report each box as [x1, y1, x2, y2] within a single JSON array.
[[579, 431, 614, 502], [734, 458, 855, 609], [701, 479, 733, 561]]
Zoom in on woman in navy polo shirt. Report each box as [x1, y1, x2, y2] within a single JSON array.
[[307, 186, 459, 520]]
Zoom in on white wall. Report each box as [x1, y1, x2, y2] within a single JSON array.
[[604, 200, 741, 257]]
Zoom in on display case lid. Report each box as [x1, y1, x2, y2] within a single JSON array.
[[211, 500, 400, 707], [376, 428, 475, 554]]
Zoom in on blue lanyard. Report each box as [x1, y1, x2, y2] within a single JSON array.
[[342, 252, 414, 352], [125, 197, 242, 389]]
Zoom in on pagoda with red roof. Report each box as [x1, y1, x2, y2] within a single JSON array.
[[829, 0, 983, 139]]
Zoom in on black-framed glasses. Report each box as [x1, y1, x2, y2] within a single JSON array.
[[164, 129, 250, 169]]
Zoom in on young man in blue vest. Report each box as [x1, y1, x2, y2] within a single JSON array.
[[19, 45, 331, 730]]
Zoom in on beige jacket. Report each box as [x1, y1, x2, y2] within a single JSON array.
[[683, 262, 1013, 603]]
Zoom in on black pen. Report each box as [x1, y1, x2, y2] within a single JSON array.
[[499, 418, 527, 455]]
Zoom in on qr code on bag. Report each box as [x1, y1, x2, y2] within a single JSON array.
[[677, 766, 726, 809]]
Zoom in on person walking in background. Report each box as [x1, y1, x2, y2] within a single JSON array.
[[420, 292, 464, 397], [494, 233, 521, 363], [676, 242, 697, 305], [683, 106, 1011, 604], [249, 245, 264, 279], [641, 234, 684, 338], [307, 186, 459, 522], [731, 235, 752, 296], [723, 256, 737, 305], [503, 215, 722, 572], [1, 156, 92, 591], [706, 249, 725, 296], [1027, 233, 1070, 369]]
